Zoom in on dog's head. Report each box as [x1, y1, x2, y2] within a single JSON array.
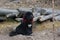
[[23, 12, 33, 23]]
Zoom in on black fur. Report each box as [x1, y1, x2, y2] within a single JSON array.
[[9, 12, 33, 36]]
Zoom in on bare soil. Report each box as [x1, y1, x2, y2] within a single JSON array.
[[0, 0, 60, 40], [0, 21, 60, 40]]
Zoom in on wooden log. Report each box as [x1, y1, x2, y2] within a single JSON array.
[[0, 8, 19, 16], [15, 18, 23, 22], [18, 7, 32, 12], [0, 7, 60, 22], [15, 8, 60, 22], [55, 15, 60, 21], [39, 13, 60, 22], [0, 17, 6, 22]]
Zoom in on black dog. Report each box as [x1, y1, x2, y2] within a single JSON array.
[[9, 12, 33, 36]]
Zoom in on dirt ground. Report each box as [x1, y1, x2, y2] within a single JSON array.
[[0, 0, 60, 40], [0, 0, 60, 9], [0, 21, 60, 40]]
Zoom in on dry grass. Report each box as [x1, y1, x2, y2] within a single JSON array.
[[0, 20, 60, 40], [0, 21, 19, 34], [33, 21, 60, 31], [0, 18, 60, 35]]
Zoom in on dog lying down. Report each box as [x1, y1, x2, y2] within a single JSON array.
[[9, 12, 33, 37]]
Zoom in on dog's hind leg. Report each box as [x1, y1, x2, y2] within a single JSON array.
[[9, 30, 18, 37]]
